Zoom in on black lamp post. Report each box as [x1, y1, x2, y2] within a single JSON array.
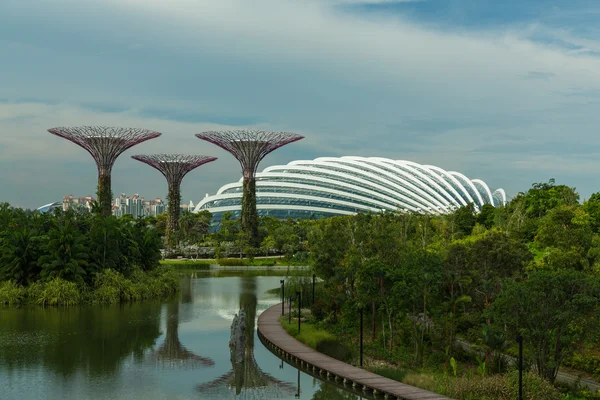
[[280, 279, 285, 315], [360, 306, 364, 368], [516, 335, 523, 400], [312, 273, 316, 305], [296, 291, 301, 333]]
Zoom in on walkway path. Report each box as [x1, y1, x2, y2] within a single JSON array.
[[257, 303, 452, 400]]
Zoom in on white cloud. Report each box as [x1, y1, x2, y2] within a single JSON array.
[[3, 0, 600, 206]]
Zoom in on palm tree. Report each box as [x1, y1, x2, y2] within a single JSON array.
[[39, 217, 89, 285], [0, 227, 42, 284]]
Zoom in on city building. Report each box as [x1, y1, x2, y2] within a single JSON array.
[[63, 194, 95, 213], [113, 193, 166, 218], [193, 156, 506, 227]]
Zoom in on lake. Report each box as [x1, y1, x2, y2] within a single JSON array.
[[0, 272, 366, 400]]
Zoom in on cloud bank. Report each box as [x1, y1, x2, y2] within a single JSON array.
[[2, 0, 600, 207]]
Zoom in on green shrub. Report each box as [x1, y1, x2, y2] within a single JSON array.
[[93, 269, 125, 304], [311, 300, 327, 321], [27, 281, 46, 300], [217, 258, 249, 267], [93, 285, 121, 304], [370, 366, 407, 382], [438, 370, 560, 400], [37, 278, 80, 306], [0, 281, 27, 305]]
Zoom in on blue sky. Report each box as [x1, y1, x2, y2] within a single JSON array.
[[2, 0, 600, 208]]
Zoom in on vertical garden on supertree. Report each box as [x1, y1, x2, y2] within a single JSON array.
[[48, 126, 161, 217], [131, 154, 217, 246], [195, 130, 303, 247]]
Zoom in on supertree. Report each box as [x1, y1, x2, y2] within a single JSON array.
[[48, 126, 161, 217], [131, 154, 217, 245], [195, 130, 303, 247]]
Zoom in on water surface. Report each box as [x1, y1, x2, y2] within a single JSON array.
[[0, 273, 365, 400]]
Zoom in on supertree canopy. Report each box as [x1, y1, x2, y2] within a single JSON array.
[[195, 130, 303, 247], [131, 154, 217, 245], [48, 126, 162, 217]]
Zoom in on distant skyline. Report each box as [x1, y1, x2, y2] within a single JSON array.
[[3, 0, 600, 208]]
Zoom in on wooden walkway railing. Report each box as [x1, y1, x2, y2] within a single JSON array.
[[257, 303, 453, 400]]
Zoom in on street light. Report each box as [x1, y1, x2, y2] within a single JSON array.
[[296, 291, 301, 333], [516, 335, 523, 400], [312, 273, 316, 304], [359, 306, 364, 368], [280, 279, 285, 315]]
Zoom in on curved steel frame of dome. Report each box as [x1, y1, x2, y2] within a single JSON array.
[[193, 156, 506, 220]]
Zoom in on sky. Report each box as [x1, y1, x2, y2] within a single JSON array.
[[3, 0, 600, 209]]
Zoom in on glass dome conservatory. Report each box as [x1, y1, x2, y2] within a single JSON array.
[[193, 156, 506, 224]]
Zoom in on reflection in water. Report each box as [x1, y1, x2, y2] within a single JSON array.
[[0, 302, 162, 377], [197, 277, 295, 397], [0, 274, 368, 400], [151, 302, 215, 368]]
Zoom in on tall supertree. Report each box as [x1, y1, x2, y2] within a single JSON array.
[[195, 130, 303, 247], [48, 126, 161, 217], [131, 154, 217, 245]]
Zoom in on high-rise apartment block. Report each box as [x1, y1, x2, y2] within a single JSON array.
[[112, 193, 166, 218], [63, 194, 95, 213]]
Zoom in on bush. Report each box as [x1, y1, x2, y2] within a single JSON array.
[[0, 281, 27, 305], [217, 258, 249, 267], [316, 339, 355, 363], [27, 281, 46, 300], [311, 300, 327, 321], [93, 269, 125, 304], [438, 370, 560, 400], [37, 278, 81, 306]]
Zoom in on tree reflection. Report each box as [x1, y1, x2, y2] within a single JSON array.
[[196, 276, 295, 397], [0, 302, 162, 377], [152, 301, 215, 368]]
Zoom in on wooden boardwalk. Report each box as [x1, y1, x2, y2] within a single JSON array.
[[257, 303, 453, 400]]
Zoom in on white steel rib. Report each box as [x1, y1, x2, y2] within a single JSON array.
[[194, 157, 505, 218]]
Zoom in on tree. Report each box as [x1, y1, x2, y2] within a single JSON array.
[[476, 204, 496, 229], [39, 216, 89, 285], [487, 270, 600, 382], [583, 192, 600, 234], [454, 204, 476, 237], [0, 227, 43, 284]]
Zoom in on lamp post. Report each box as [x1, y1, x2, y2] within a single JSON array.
[[360, 306, 364, 368], [312, 273, 316, 305], [289, 296, 293, 324], [517, 335, 523, 400], [296, 291, 301, 333], [280, 279, 285, 315]]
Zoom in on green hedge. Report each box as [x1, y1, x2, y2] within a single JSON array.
[[0, 267, 179, 307]]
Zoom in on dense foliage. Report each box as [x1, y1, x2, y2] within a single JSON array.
[[300, 180, 600, 397], [0, 203, 174, 305]]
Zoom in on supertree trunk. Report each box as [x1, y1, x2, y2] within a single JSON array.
[[195, 130, 303, 249], [97, 172, 113, 217], [167, 183, 182, 248], [241, 175, 259, 247], [48, 126, 162, 218], [131, 154, 217, 248]]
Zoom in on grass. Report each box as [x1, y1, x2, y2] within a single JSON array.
[[281, 317, 337, 349]]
